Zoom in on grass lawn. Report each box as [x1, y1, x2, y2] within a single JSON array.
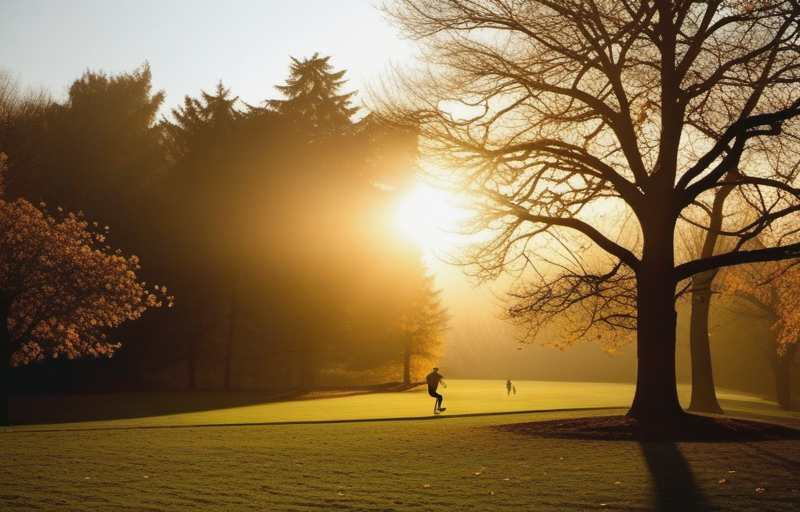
[[2, 380, 799, 511]]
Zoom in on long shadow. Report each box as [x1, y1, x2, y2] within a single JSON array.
[[639, 441, 714, 512], [497, 414, 800, 512], [8, 383, 408, 425], [8, 389, 297, 425]]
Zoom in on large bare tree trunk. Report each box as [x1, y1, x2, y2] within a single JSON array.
[[629, 270, 684, 420], [688, 271, 724, 414], [628, 214, 684, 421]]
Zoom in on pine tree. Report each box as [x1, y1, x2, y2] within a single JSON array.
[[164, 81, 241, 168], [268, 53, 357, 139]]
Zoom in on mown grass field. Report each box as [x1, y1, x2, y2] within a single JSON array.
[[2, 380, 799, 511]]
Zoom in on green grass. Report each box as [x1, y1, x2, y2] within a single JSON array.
[[2, 380, 799, 511], [9, 379, 795, 430]]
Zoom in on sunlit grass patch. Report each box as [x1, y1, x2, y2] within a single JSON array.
[[8, 380, 798, 431]]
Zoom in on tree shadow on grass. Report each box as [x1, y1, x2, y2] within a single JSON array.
[[496, 414, 800, 442], [8, 383, 410, 425], [497, 414, 800, 512], [639, 441, 710, 511], [8, 389, 298, 425]]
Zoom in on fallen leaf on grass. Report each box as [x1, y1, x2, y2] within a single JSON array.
[[728, 470, 737, 474], [614, 481, 621, 485], [718, 479, 727, 484]]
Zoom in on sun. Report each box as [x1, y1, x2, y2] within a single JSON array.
[[394, 183, 468, 252]]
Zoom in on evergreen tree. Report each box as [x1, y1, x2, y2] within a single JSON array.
[[397, 273, 449, 385], [267, 53, 358, 139], [47, 63, 165, 224], [163, 81, 242, 169]]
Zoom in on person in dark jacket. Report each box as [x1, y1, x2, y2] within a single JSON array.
[[426, 367, 447, 414]]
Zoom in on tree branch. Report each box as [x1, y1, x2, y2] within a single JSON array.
[[676, 242, 800, 281], [488, 190, 640, 271]]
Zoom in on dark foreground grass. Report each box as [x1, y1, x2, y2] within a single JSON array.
[[2, 409, 799, 512]]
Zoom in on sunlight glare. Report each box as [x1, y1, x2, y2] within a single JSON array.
[[394, 183, 468, 253]]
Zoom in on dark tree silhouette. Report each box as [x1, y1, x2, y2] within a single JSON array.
[[46, 64, 165, 227], [0, 69, 54, 202], [164, 81, 242, 168], [0, 155, 168, 425], [380, 0, 800, 419], [267, 53, 358, 140], [161, 81, 245, 389]]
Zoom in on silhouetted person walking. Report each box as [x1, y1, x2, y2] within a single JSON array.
[[506, 380, 516, 395], [426, 367, 447, 414]]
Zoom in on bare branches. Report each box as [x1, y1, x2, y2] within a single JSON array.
[[380, 0, 800, 348], [506, 260, 637, 348]]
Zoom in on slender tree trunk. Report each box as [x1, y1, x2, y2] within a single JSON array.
[[687, 173, 734, 414], [403, 336, 412, 386], [688, 271, 724, 414], [775, 343, 798, 410], [224, 279, 237, 390], [0, 298, 13, 427], [187, 298, 206, 390], [300, 344, 310, 392], [285, 351, 293, 388]]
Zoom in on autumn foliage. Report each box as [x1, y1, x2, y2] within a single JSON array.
[[722, 259, 800, 354], [0, 155, 169, 366]]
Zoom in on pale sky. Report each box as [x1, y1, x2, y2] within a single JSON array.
[[1, 0, 412, 113]]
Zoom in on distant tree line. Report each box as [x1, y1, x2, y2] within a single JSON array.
[[0, 55, 447, 396]]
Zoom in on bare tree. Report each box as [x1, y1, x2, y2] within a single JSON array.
[[685, 175, 735, 414], [378, 0, 800, 419]]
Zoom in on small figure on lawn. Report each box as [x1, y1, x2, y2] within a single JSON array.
[[506, 380, 516, 396], [426, 367, 447, 414]]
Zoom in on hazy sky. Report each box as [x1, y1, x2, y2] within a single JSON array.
[[1, 0, 412, 112], [0, 0, 644, 380]]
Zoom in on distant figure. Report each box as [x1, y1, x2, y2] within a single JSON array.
[[506, 380, 516, 395], [426, 367, 447, 414]]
